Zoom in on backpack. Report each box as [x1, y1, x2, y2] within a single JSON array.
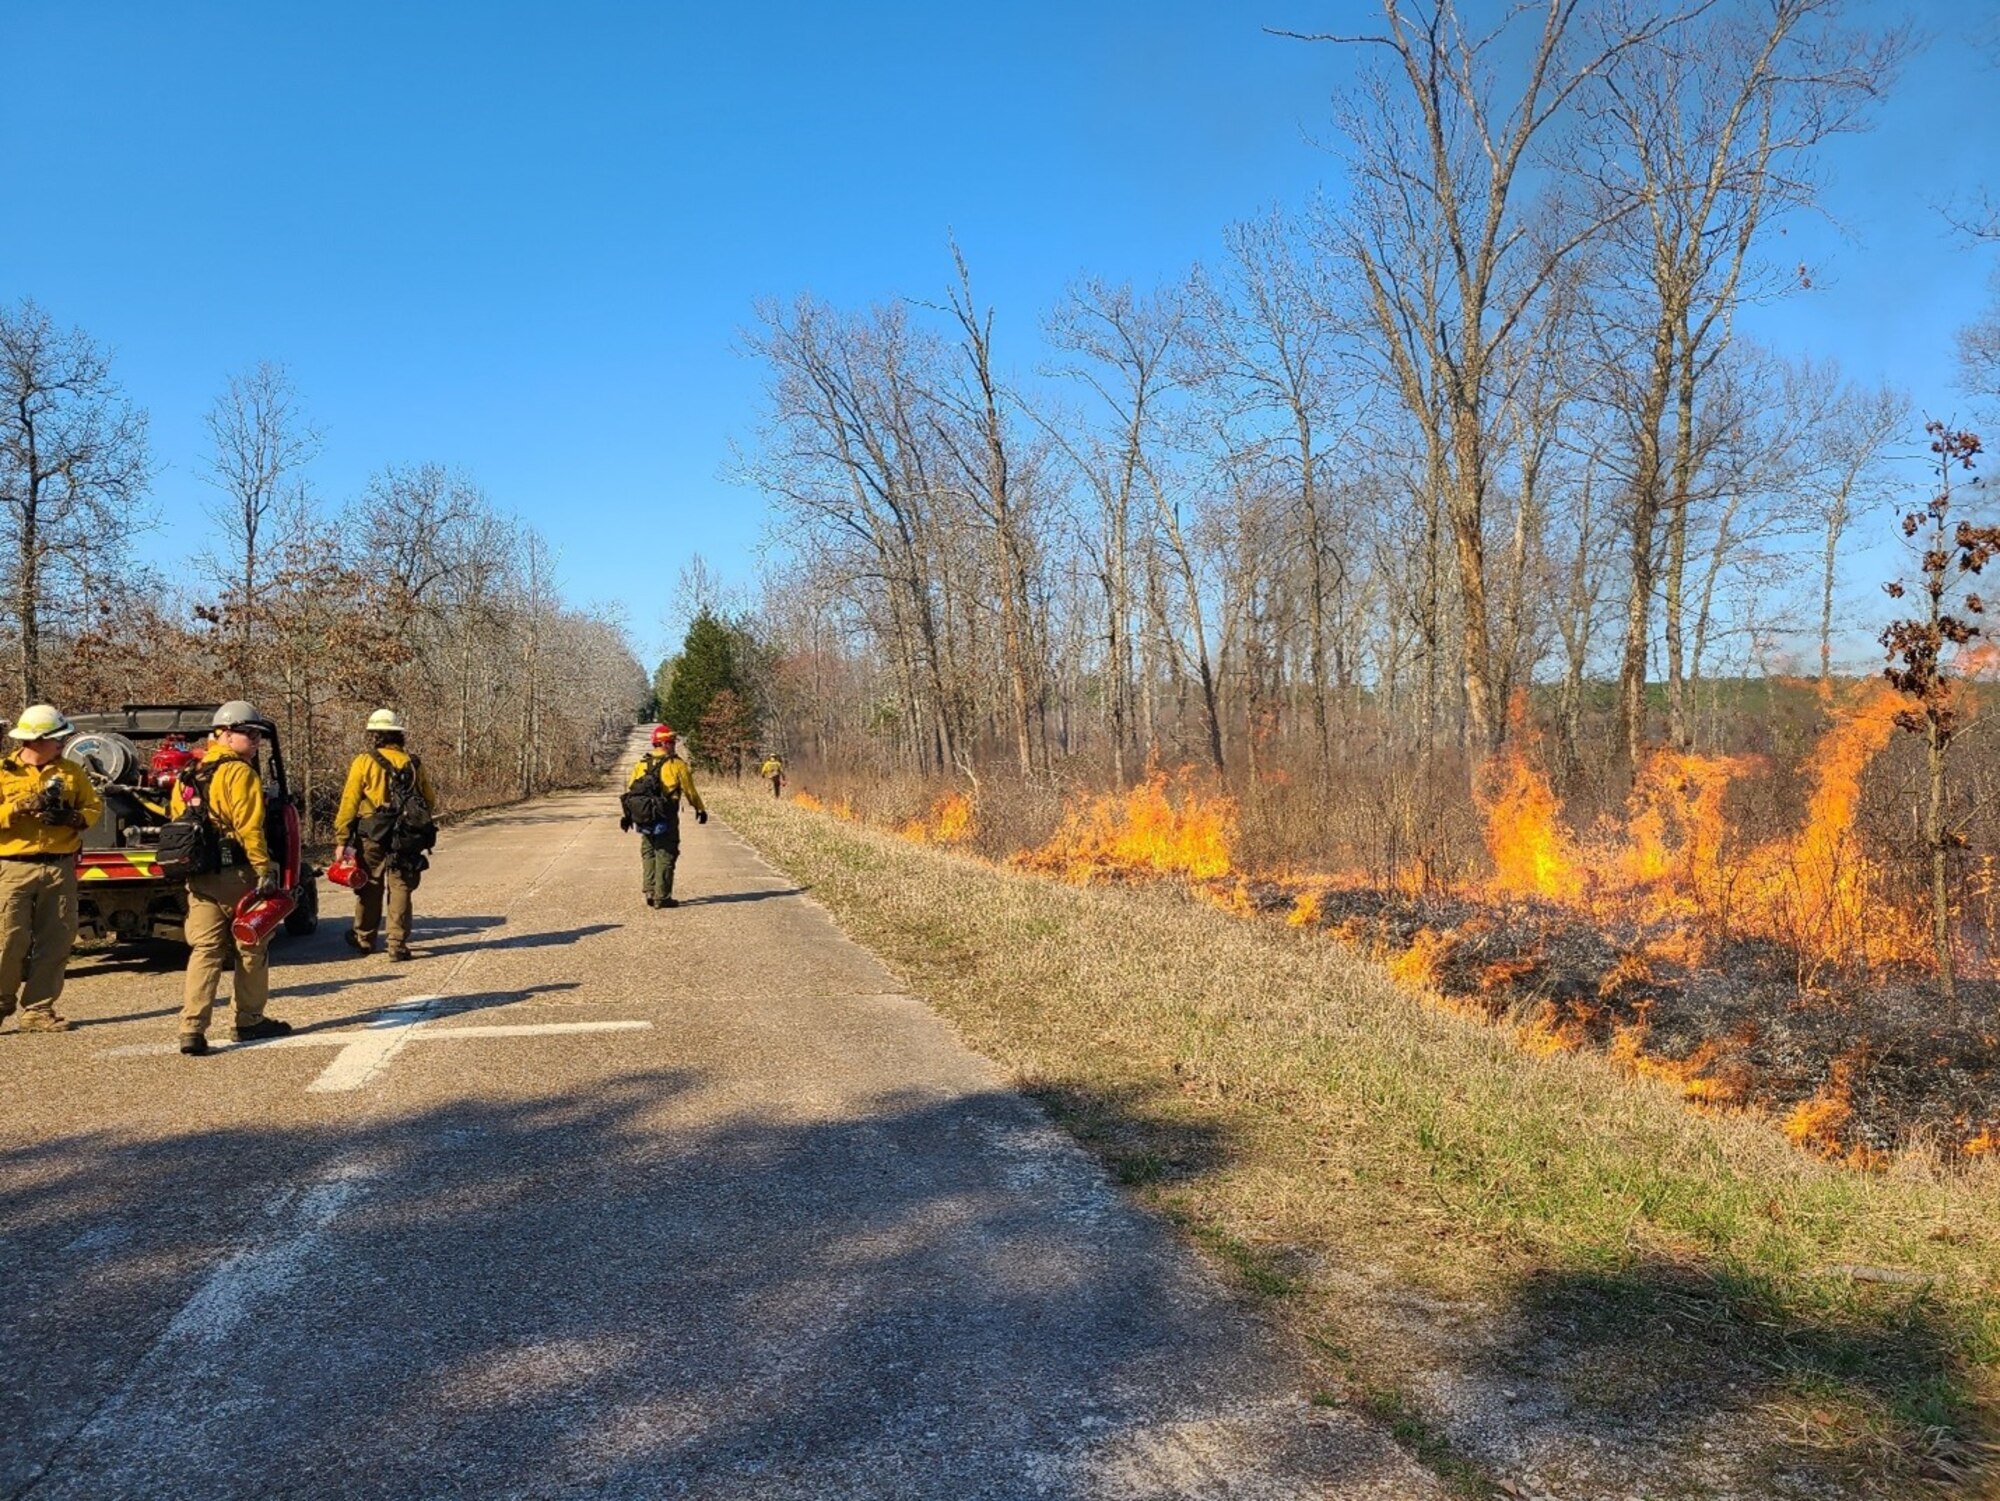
[[356, 751, 437, 858], [155, 763, 238, 879], [620, 754, 680, 828]]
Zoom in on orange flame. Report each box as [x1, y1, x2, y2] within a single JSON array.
[[1477, 745, 1583, 903], [1736, 685, 1925, 974], [1782, 1063, 1855, 1155], [1621, 751, 1753, 929], [900, 790, 976, 846], [1013, 771, 1235, 885], [1461, 684, 1929, 978]]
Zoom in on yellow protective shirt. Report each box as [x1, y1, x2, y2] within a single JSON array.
[[759, 758, 783, 779], [627, 753, 705, 815], [334, 746, 438, 846], [0, 754, 104, 857], [170, 742, 274, 879]]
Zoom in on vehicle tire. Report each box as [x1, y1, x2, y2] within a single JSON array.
[[285, 874, 320, 935]]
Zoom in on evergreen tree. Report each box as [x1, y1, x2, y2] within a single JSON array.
[[660, 609, 743, 763]]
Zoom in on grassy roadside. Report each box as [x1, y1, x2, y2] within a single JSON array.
[[713, 783, 2000, 1499]]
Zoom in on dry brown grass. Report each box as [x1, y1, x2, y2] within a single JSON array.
[[715, 783, 2000, 1499]]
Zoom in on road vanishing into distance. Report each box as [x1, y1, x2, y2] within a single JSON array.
[[0, 734, 1438, 1500]]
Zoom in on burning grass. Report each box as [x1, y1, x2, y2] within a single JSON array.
[[782, 682, 1997, 1169]]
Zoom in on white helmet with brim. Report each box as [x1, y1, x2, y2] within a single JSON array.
[[212, 700, 266, 732], [7, 704, 73, 741]]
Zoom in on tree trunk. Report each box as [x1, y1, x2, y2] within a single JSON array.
[[1929, 720, 1956, 1005]]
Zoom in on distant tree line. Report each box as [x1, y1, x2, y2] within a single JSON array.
[[0, 301, 648, 831]]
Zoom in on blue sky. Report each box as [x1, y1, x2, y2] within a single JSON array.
[[2, 2, 1993, 667]]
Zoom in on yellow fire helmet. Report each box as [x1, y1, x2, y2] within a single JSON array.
[[7, 704, 73, 742], [366, 708, 408, 733]]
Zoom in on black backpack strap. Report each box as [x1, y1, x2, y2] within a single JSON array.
[[370, 749, 414, 791]]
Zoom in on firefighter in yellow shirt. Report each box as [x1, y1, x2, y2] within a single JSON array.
[[621, 725, 705, 907], [759, 753, 785, 798], [0, 705, 102, 1033], [171, 701, 289, 1056], [333, 708, 438, 962]]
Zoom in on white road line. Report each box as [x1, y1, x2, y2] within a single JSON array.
[[162, 1160, 378, 1344], [305, 992, 446, 1092], [98, 1013, 654, 1091], [418, 1022, 650, 1039]]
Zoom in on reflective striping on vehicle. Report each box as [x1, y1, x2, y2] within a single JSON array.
[[79, 853, 162, 881]]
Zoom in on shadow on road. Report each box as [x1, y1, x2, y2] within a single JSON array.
[[412, 915, 509, 940], [66, 1005, 179, 1031], [677, 887, 809, 907], [0, 1075, 1389, 1499], [273, 972, 407, 1002], [419, 922, 622, 960], [275, 982, 586, 1037]]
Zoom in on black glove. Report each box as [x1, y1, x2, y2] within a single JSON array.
[[696, 809, 708, 825], [57, 808, 90, 828], [619, 816, 633, 833], [22, 782, 67, 821], [255, 870, 284, 898]]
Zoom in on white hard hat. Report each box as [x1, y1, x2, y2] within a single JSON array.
[[212, 700, 263, 730], [366, 708, 408, 733], [7, 704, 73, 741]]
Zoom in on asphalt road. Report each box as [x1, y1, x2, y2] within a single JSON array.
[[0, 737, 1439, 1500]]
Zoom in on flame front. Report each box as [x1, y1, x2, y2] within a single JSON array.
[[1012, 772, 1235, 884], [901, 791, 976, 846]]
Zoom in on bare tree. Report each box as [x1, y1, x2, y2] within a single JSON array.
[[1780, 362, 1909, 680], [1588, 0, 1902, 758], [1284, 0, 1690, 753], [1045, 277, 1195, 783], [1959, 268, 2000, 418], [743, 294, 965, 773], [0, 300, 152, 702], [930, 243, 1046, 775], [1046, 278, 1229, 774], [1189, 208, 1365, 782], [202, 361, 321, 677]]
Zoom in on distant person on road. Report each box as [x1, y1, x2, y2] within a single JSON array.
[[173, 701, 290, 1056], [334, 708, 438, 963], [620, 725, 705, 908], [759, 753, 784, 798], [0, 705, 102, 1034]]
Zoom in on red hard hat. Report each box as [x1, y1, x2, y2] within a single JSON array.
[[652, 725, 676, 746]]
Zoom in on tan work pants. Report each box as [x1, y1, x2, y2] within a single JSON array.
[[0, 856, 78, 1019], [353, 850, 418, 951], [181, 867, 270, 1038]]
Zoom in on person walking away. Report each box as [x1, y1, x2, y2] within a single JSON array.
[[0, 705, 102, 1033], [333, 708, 438, 962], [171, 702, 290, 1056], [620, 725, 705, 908], [759, 753, 785, 798]]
